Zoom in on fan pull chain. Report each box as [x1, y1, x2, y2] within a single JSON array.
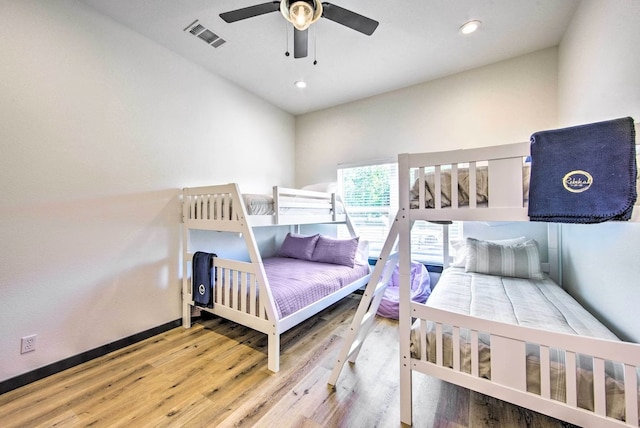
[[284, 22, 290, 57], [313, 25, 318, 65]]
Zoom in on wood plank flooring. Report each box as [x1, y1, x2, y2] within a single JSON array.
[[0, 295, 577, 427]]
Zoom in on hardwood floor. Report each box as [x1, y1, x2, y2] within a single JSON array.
[[0, 295, 576, 427]]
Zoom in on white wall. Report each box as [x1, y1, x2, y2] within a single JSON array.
[[558, 0, 640, 125], [294, 0, 640, 345], [557, 0, 640, 342], [0, 0, 294, 382], [295, 47, 559, 186]]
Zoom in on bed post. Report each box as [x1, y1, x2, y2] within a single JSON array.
[[233, 184, 281, 370], [268, 333, 280, 372], [398, 153, 413, 426], [547, 223, 562, 286], [182, 188, 192, 328]]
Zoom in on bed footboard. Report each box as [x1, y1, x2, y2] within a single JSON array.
[[183, 255, 281, 370], [210, 258, 270, 325], [406, 305, 640, 428]]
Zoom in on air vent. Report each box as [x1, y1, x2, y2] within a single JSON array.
[[184, 20, 226, 49], [189, 24, 205, 35]]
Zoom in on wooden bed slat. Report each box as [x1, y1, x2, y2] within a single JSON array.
[[540, 345, 551, 399], [223, 267, 230, 306], [594, 357, 607, 416], [419, 320, 428, 362], [451, 164, 459, 209], [233, 270, 241, 310], [434, 165, 442, 209], [436, 323, 443, 366], [452, 326, 461, 371], [468, 161, 477, 208], [624, 363, 639, 427], [471, 330, 479, 377], [418, 168, 426, 210], [565, 351, 578, 407], [249, 273, 257, 316], [240, 271, 248, 314], [215, 266, 222, 305]]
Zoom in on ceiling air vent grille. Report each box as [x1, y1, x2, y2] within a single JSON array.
[[189, 24, 205, 35], [184, 20, 226, 49]]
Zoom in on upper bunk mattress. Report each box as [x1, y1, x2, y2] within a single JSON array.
[[263, 257, 370, 318]]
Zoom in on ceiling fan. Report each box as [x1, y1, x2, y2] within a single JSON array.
[[219, 0, 379, 59]]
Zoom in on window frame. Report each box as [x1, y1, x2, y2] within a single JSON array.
[[337, 160, 461, 266]]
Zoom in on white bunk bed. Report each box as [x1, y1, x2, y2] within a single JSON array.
[[182, 183, 371, 372], [394, 140, 640, 428], [329, 120, 640, 426]]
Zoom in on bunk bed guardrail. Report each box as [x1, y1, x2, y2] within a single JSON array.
[[411, 306, 640, 428]]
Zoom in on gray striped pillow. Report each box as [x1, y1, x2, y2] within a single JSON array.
[[464, 238, 544, 279]]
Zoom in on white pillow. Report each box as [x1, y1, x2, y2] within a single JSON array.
[[302, 182, 337, 193], [450, 236, 528, 268], [354, 240, 370, 265]]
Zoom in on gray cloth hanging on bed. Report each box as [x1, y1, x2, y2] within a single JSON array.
[[528, 117, 637, 223]]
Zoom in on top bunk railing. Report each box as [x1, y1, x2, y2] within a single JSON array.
[[399, 142, 532, 223], [182, 183, 351, 230], [272, 186, 341, 224], [183, 183, 246, 232], [399, 139, 640, 223]]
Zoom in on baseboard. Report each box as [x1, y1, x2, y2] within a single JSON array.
[[0, 319, 182, 395]]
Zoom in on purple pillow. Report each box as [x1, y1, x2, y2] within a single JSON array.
[[311, 235, 359, 267], [278, 233, 319, 260]]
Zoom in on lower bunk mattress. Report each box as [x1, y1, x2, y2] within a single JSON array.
[[410, 267, 640, 423], [264, 257, 370, 318]]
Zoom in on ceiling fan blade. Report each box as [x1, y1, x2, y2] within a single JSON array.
[[220, 1, 280, 23], [294, 28, 308, 58], [321, 3, 378, 36]]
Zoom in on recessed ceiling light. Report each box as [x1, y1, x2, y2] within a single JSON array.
[[294, 80, 307, 89], [459, 20, 482, 35]]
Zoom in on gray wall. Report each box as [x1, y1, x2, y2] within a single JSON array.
[[557, 0, 640, 342], [0, 0, 295, 382], [295, 47, 559, 186], [295, 0, 640, 343]]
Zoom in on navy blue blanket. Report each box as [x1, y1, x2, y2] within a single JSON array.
[[528, 117, 637, 223], [193, 251, 216, 308]]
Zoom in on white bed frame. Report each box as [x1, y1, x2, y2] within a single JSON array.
[[182, 183, 370, 372], [394, 143, 640, 427]]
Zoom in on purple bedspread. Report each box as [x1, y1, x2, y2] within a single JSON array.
[[263, 257, 370, 318]]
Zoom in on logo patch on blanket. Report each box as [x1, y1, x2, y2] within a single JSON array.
[[562, 170, 593, 193]]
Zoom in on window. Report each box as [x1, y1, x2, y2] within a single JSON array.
[[338, 161, 461, 264]]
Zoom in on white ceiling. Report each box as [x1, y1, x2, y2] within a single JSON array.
[[80, 0, 581, 115]]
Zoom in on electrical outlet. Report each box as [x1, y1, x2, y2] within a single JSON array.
[[21, 335, 37, 354]]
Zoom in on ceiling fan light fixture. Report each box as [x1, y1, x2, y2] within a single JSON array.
[[459, 20, 482, 35], [294, 80, 307, 88], [281, 0, 323, 31]]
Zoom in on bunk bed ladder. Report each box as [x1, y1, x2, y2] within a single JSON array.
[[328, 215, 401, 386]]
